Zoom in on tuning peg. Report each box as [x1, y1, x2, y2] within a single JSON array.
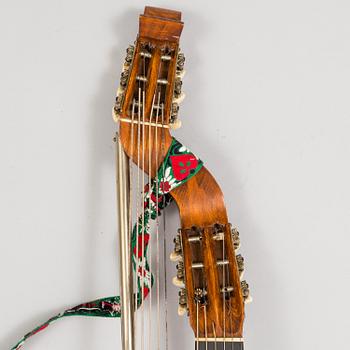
[[124, 45, 135, 66], [236, 254, 245, 279], [172, 276, 185, 288], [113, 93, 124, 117], [241, 280, 252, 304], [178, 288, 187, 316], [176, 52, 185, 72], [173, 261, 185, 287], [173, 92, 186, 105], [170, 251, 183, 262], [169, 119, 182, 130], [231, 227, 241, 251], [178, 304, 187, 316], [176, 69, 186, 79], [170, 234, 183, 261], [169, 102, 181, 130], [179, 288, 187, 304], [119, 69, 130, 89]]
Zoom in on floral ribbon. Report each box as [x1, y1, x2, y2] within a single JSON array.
[[11, 137, 203, 350]]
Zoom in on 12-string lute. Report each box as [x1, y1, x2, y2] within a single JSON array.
[[113, 7, 251, 350]]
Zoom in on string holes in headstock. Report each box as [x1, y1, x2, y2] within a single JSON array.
[[221, 286, 234, 300], [212, 223, 225, 241]]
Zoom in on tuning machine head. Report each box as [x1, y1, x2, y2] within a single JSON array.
[[170, 233, 183, 262], [178, 288, 188, 316], [241, 280, 252, 304], [231, 227, 241, 251], [114, 45, 135, 118], [169, 50, 186, 130], [236, 254, 245, 279], [172, 260, 185, 288]]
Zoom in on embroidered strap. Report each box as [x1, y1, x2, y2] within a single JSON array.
[[11, 138, 203, 350]]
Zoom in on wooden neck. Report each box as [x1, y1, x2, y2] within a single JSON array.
[[195, 341, 244, 350]]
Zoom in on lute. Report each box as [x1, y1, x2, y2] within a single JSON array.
[[11, 6, 251, 350]]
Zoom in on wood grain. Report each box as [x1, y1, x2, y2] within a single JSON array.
[[118, 6, 245, 340]]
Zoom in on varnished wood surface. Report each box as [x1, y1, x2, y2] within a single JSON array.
[[118, 5, 245, 341], [171, 167, 245, 338], [144, 6, 182, 21], [119, 8, 181, 174]]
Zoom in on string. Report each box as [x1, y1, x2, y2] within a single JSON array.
[[204, 304, 208, 350], [196, 303, 199, 350], [129, 98, 136, 344], [212, 322, 218, 350], [161, 102, 169, 350], [223, 228, 226, 349], [154, 91, 161, 350], [141, 87, 146, 350], [148, 93, 156, 350], [136, 85, 141, 349]]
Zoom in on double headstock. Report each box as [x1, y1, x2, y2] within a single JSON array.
[[114, 6, 251, 346]]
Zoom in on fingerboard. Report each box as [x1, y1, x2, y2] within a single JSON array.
[[195, 341, 244, 350]]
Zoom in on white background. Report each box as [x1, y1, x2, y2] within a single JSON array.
[[1, 1, 349, 349]]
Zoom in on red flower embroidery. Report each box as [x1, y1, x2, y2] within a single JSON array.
[[143, 286, 150, 298], [170, 154, 198, 181], [151, 193, 163, 204], [160, 181, 171, 192], [133, 233, 150, 258]]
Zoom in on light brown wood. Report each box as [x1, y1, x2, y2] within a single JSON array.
[[117, 6, 245, 340], [171, 168, 245, 338]]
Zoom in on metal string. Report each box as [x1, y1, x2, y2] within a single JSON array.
[[148, 93, 156, 350], [129, 99, 136, 344], [154, 91, 161, 350], [223, 229, 226, 349], [196, 303, 199, 350], [141, 87, 146, 350], [204, 304, 208, 350], [136, 85, 142, 349], [161, 103, 169, 350], [212, 322, 218, 350]]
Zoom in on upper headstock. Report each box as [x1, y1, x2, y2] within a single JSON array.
[[114, 7, 185, 176], [114, 7, 184, 126]]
